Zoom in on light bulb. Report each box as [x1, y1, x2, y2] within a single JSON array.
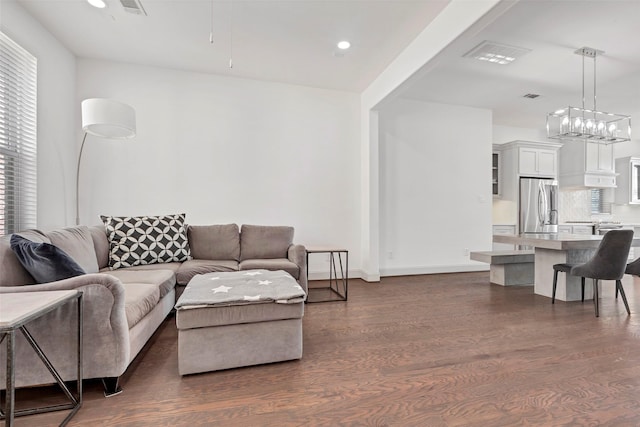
[[337, 41, 351, 50], [574, 117, 582, 131]]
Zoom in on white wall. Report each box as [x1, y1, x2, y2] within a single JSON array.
[[76, 59, 362, 277], [379, 99, 492, 275], [492, 125, 547, 145], [359, 0, 504, 281], [1, 0, 77, 229]]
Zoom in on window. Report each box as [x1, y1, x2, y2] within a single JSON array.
[[591, 188, 612, 215], [0, 31, 37, 235]]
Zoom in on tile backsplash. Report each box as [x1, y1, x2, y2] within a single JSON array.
[[559, 189, 640, 223], [558, 190, 593, 222]]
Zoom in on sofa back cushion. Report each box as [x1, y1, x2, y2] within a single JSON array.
[[46, 226, 99, 274], [0, 234, 37, 286], [88, 225, 110, 269], [188, 224, 240, 261], [10, 234, 86, 283], [240, 224, 294, 261]]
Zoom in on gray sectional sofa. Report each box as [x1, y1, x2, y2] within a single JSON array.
[[0, 222, 306, 395]]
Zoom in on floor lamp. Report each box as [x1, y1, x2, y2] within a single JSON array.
[[76, 98, 136, 225]]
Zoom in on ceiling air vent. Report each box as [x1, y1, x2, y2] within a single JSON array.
[[523, 93, 540, 99], [463, 41, 531, 65], [120, 0, 147, 16]]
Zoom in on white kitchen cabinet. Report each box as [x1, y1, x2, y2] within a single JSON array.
[[492, 225, 516, 250], [586, 142, 614, 172], [558, 225, 572, 234], [519, 147, 558, 177], [496, 141, 562, 202], [559, 141, 616, 189], [571, 225, 594, 235], [492, 151, 501, 197]]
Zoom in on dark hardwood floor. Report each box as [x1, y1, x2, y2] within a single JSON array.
[[9, 272, 640, 426]]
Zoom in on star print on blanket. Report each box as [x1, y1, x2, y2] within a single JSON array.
[[175, 270, 306, 309]]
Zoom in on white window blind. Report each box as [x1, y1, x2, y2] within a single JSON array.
[[591, 188, 612, 215], [0, 31, 37, 235]]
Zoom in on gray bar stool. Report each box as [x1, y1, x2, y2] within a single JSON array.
[[552, 229, 634, 317], [626, 257, 640, 276], [552, 263, 585, 303]]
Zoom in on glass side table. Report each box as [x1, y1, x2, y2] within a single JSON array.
[[306, 247, 348, 303], [0, 290, 83, 427]]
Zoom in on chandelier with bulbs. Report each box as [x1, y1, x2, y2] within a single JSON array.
[[546, 47, 631, 144]]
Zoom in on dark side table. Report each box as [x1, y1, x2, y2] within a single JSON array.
[[0, 290, 83, 427], [306, 247, 348, 303]]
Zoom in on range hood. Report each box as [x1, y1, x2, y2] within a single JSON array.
[[559, 140, 617, 189], [559, 170, 617, 189]]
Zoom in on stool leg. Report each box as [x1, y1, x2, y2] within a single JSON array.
[[552, 270, 559, 304], [594, 279, 599, 317], [617, 280, 631, 315], [581, 277, 585, 302], [616, 284, 619, 299]]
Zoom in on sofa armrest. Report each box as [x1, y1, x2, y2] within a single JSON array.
[[288, 244, 307, 293], [0, 273, 130, 388]]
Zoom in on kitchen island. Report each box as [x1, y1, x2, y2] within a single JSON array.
[[493, 233, 640, 301]]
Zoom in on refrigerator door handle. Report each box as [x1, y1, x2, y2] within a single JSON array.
[[538, 187, 545, 226]]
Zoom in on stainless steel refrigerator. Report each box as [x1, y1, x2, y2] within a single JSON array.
[[519, 177, 558, 234]]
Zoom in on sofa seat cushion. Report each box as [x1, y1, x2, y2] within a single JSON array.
[[113, 262, 182, 274], [105, 269, 176, 299], [175, 259, 239, 286], [176, 301, 304, 329], [239, 259, 300, 279], [122, 283, 161, 329]]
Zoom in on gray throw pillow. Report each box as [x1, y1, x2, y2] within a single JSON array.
[[10, 234, 85, 283]]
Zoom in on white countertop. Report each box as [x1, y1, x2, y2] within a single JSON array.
[[493, 233, 640, 251]]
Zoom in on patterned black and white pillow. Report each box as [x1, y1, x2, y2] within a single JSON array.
[[101, 213, 191, 270]]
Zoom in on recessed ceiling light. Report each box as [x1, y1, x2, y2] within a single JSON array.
[[87, 0, 107, 8], [337, 41, 351, 50]]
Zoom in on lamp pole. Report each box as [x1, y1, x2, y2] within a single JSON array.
[[75, 132, 89, 225]]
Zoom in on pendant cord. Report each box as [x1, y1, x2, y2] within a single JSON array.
[[593, 53, 597, 112], [229, 1, 234, 68], [209, 0, 214, 44], [581, 52, 585, 111]]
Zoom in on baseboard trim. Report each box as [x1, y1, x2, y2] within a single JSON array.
[[307, 265, 488, 281], [380, 264, 489, 277]]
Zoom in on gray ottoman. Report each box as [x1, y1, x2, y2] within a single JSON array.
[[175, 270, 305, 375]]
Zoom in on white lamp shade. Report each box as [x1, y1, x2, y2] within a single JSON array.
[[81, 98, 136, 139]]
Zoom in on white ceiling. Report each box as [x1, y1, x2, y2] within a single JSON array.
[[12, 0, 640, 130], [15, 0, 449, 92], [399, 0, 640, 128]]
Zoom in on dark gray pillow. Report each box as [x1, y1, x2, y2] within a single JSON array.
[[10, 234, 85, 283]]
